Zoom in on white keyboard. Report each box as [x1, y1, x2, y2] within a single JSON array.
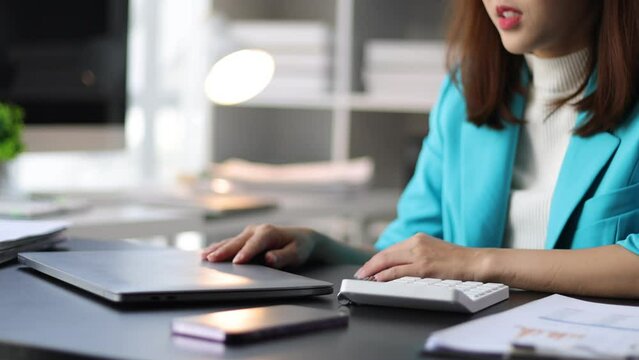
[[338, 277, 509, 313]]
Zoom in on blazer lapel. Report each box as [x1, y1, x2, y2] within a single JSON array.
[[460, 92, 525, 248], [545, 117, 620, 249], [545, 74, 621, 249]]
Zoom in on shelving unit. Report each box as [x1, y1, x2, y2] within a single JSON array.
[[210, 0, 448, 188]]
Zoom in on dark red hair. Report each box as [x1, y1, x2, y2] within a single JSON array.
[[446, 0, 639, 136]]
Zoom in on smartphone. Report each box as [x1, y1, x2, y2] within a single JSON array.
[[171, 305, 349, 344]]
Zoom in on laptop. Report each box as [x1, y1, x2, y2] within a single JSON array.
[[18, 250, 333, 303]]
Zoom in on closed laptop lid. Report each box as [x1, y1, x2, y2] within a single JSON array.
[[18, 250, 333, 303]]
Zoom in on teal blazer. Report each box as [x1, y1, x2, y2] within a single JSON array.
[[376, 73, 639, 255]]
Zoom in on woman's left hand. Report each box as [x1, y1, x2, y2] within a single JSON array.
[[354, 233, 487, 282]]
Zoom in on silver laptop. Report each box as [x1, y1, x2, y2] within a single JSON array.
[[18, 250, 333, 303]]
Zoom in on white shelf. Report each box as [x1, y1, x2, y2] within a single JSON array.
[[211, 0, 446, 187], [348, 93, 435, 113], [236, 94, 335, 110], [227, 93, 434, 114]]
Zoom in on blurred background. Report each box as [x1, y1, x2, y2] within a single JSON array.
[[0, 0, 449, 249]]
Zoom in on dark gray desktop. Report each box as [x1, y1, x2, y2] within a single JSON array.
[[3, 239, 637, 360]]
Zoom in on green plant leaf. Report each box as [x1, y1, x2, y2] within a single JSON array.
[[0, 103, 25, 161]]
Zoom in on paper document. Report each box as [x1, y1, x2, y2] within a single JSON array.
[[0, 219, 68, 250], [425, 294, 639, 359], [0, 234, 66, 264], [211, 157, 374, 191]]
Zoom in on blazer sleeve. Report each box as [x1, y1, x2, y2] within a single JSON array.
[[617, 234, 639, 255], [374, 76, 453, 250]]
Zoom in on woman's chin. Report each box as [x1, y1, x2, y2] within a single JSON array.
[[499, 40, 531, 55]]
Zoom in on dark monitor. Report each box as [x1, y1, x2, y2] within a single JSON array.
[[0, 0, 128, 151]]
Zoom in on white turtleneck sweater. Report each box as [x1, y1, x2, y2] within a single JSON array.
[[503, 49, 589, 249]]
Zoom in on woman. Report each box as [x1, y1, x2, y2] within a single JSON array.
[[202, 0, 639, 298]]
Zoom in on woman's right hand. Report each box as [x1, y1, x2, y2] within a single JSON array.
[[200, 224, 317, 269]]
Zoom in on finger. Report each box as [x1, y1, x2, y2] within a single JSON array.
[[205, 226, 254, 260], [354, 249, 412, 279], [233, 225, 286, 264], [207, 230, 253, 262], [373, 264, 418, 282], [264, 242, 300, 269], [200, 239, 229, 259]]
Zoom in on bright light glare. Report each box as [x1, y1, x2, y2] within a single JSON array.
[[204, 49, 275, 105], [210, 178, 233, 194]]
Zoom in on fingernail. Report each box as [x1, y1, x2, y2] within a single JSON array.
[[233, 253, 245, 264], [353, 269, 362, 279], [207, 251, 218, 261]]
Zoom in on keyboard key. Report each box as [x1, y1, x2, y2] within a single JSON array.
[[440, 280, 462, 286], [392, 276, 421, 283], [415, 278, 441, 285]]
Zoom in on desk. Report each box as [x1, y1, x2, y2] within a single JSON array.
[[1, 240, 636, 360], [40, 188, 397, 246], [201, 188, 401, 246], [57, 205, 203, 241], [32, 188, 399, 246]]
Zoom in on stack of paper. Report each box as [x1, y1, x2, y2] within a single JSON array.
[[0, 219, 68, 265], [425, 294, 639, 359], [362, 40, 446, 101], [228, 20, 332, 98]]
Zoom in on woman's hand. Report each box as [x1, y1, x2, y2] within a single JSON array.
[[354, 233, 486, 282], [201, 224, 316, 269]]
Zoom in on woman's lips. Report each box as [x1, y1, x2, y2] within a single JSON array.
[[496, 5, 522, 30]]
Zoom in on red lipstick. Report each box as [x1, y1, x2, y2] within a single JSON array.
[[496, 5, 523, 30]]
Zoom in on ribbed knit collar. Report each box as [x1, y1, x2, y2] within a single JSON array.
[[524, 48, 589, 96]]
